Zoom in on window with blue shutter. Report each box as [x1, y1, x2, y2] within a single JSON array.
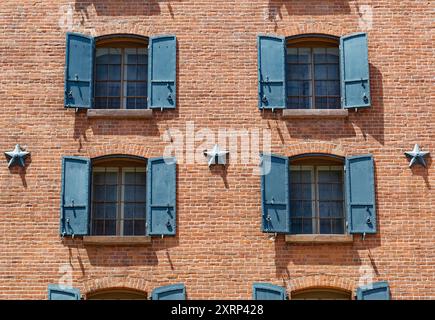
[[65, 32, 95, 109], [151, 283, 186, 300], [252, 283, 287, 300], [257, 35, 286, 110], [146, 157, 176, 236], [48, 284, 81, 300], [345, 154, 377, 234], [356, 281, 390, 300], [148, 35, 177, 109], [260, 154, 290, 233], [340, 32, 371, 109], [61, 156, 91, 236]]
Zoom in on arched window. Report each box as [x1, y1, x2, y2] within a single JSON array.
[[290, 154, 345, 234], [91, 155, 147, 236], [87, 289, 147, 300], [286, 34, 340, 109], [291, 288, 351, 300], [95, 35, 148, 110]]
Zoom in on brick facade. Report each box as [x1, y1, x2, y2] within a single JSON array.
[[0, 0, 433, 299]]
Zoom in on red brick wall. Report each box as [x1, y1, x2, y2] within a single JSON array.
[[0, 0, 433, 299]]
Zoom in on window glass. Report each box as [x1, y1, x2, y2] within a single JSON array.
[[287, 44, 340, 109], [91, 164, 146, 236], [290, 164, 345, 234], [95, 43, 148, 109]]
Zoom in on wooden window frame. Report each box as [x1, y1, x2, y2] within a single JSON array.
[[290, 159, 346, 235], [91, 157, 147, 236], [95, 36, 148, 110], [286, 35, 340, 110]]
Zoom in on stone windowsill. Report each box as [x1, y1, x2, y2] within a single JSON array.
[[87, 109, 153, 119], [285, 234, 354, 244], [282, 109, 348, 119], [82, 236, 151, 245]]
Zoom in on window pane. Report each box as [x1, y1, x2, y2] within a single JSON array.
[[135, 185, 146, 202], [313, 48, 326, 63], [95, 98, 107, 109], [135, 204, 146, 219], [137, 48, 148, 64], [125, 65, 137, 81], [96, 65, 108, 81], [92, 220, 104, 235], [287, 48, 298, 63], [298, 48, 311, 63], [289, 64, 310, 80], [105, 185, 118, 202], [108, 65, 121, 81], [126, 98, 136, 109], [327, 64, 339, 80], [315, 81, 328, 96], [109, 48, 121, 64], [134, 220, 146, 235], [124, 185, 136, 202], [94, 185, 105, 201], [326, 47, 339, 63], [105, 220, 116, 235], [328, 97, 340, 108], [107, 82, 121, 97], [315, 97, 328, 109], [328, 81, 340, 96], [96, 48, 109, 64], [95, 82, 107, 97], [135, 98, 147, 108], [123, 220, 134, 236], [93, 203, 105, 219], [125, 48, 137, 64], [107, 98, 120, 109], [137, 65, 147, 81], [126, 82, 136, 96], [320, 219, 332, 234], [105, 203, 117, 219], [124, 203, 135, 219], [137, 82, 147, 97]]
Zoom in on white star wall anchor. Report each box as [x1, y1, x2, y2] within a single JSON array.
[[404, 144, 430, 168], [4, 144, 30, 168], [203, 144, 229, 167]]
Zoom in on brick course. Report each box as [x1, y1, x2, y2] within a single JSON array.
[[0, 0, 433, 299]]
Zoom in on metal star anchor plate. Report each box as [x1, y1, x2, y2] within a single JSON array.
[[5, 144, 29, 168], [404, 144, 429, 168]]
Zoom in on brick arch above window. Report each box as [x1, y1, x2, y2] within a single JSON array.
[[82, 276, 149, 298], [288, 275, 355, 298], [281, 142, 347, 158]]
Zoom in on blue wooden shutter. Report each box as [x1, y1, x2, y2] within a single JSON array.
[[60, 156, 91, 236], [48, 284, 81, 300], [148, 35, 176, 109], [146, 157, 176, 236], [252, 283, 287, 300], [260, 154, 290, 233], [345, 154, 376, 234], [340, 32, 371, 109], [357, 281, 390, 300], [257, 35, 286, 109], [64, 32, 94, 109], [151, 283, 186, 300]]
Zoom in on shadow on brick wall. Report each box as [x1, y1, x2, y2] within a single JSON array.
[[273, 233, 382, 279], [267, 0, 351, 21], [75, 0, 180, 17]]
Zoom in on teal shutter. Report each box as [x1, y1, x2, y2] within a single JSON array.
[[64, 32, 94, 109], [257, 35, 286, 109], [260, 154, 290, 233], [340, 32, 371, 109], [252, 283, 287, 300], [357, 281, 390, 300], [146, 157, 176, 236], [148, 35, 176, 109], [60, 156, 91, 236], [48, 284, 81, 300], [345, 154, 376, 234], [151, 284, 186, 300]]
